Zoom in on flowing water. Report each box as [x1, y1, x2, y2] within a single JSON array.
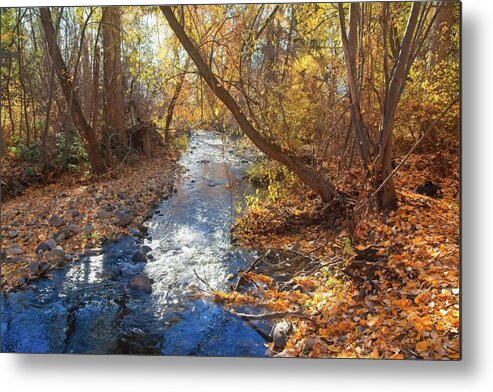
[[1, 131, 269, 356]]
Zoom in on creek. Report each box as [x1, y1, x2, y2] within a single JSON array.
[[1, 131, 269, 356]]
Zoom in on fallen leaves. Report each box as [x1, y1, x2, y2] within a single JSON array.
[[229, 152, 459, 360], [1, 150, 178, 290]]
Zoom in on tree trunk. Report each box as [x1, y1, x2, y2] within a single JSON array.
[[6, 46, 16, 137], [165, 61, 189, 145], [80, 37, 92, 119], [375, 3, 422, 210], [17, 13, 31, 146], [39, 7, 106, 174], [160, 6, 337, 203], [338, 3, 371, 168], [429, 1, 454, 75], [102, 7, 127, 148]]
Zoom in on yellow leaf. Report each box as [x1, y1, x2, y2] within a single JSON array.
[[415, 340, 428, 352]]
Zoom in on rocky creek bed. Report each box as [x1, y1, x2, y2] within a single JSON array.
[[1, 131, 271, 356]]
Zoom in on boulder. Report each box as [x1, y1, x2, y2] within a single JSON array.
[[115, 211, 133, 226], [271, 320, 293, 350], [97, 210, 112, 219], [27, 261, 40, 275], [48, 214, 65, 227], [6, 246, 23, 256], [68, 224, 79, 234], [414, 180, 443, 198], [136, 224, 148, 235], [39, 261, 50, 275], [128, 274, 152, 294], [49, 245, 65, 258], [142, 245, 152, 254], [35, 242, 51, 254], [131, 251, 147, 263], [46, 238, 57, 250], [56, 229, 69, 241], [83, 224, 94, 235]]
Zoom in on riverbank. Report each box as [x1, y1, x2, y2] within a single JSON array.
[[1, 148, 179, 291], [226, 152, 460, 359]]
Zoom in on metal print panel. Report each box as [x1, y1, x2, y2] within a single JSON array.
[[0, 1, 461, 359]]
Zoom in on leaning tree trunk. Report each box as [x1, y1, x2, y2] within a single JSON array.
[[160, 6, 337, 203], [102, 7, 127, 148], [40, 7, 106, 174]]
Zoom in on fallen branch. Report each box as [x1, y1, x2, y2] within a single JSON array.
[[230, 309, 312, 320], [193, 268, 213, 293], [234, 251, 269, 291]]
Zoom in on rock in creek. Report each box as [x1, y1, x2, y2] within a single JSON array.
[[109, 266, 123, 281], [128, 274, 152, 294], [142, 245, 152, 254], [131, 251, 147, 263]]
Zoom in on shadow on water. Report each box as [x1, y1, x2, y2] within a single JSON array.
[[1, 131, 269, 356]]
